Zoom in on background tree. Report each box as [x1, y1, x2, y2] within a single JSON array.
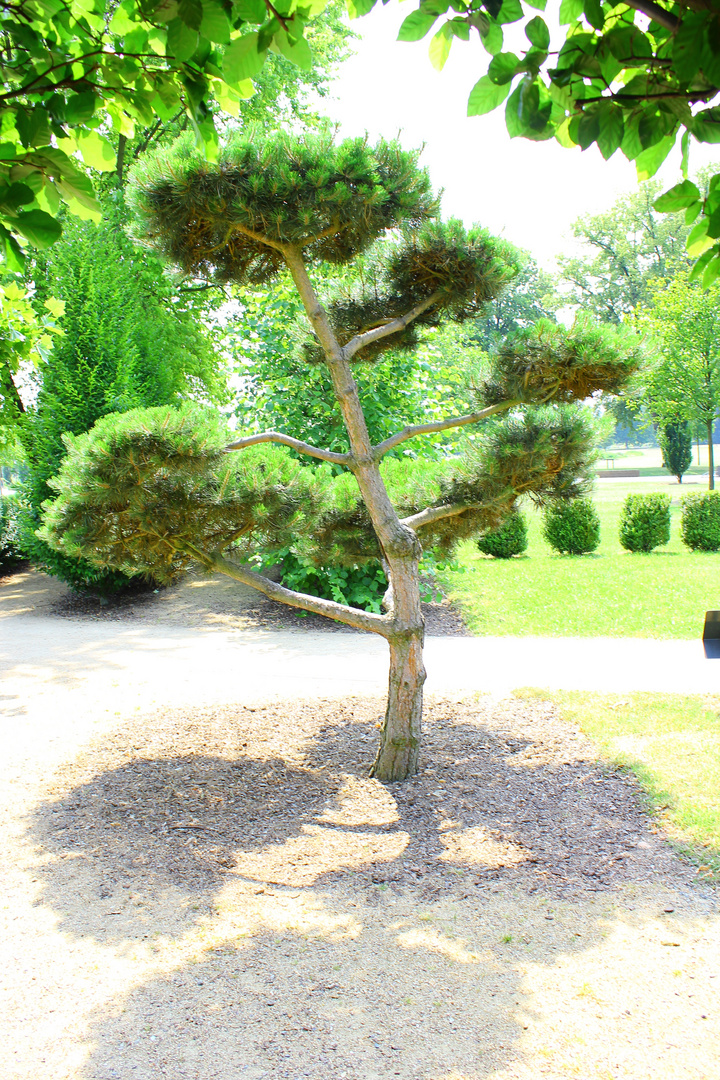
[[40, 128, 641, 781], [637, 269, 720, 489], [659, 419, 692, 483], [465, 247, 557, 349], [362, 0, 720, 281], [21, 207, 228, 593], [557, 180, 690, 323]]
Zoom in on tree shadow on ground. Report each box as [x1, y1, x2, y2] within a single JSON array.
[[23, 695, 706, 1080]]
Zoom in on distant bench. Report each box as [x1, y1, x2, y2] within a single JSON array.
[[595, 469, 640, 478]]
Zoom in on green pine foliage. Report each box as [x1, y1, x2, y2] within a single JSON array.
[[659, 420, 693, 484], [619, 493, 671, 553], [681, 492, 720, 553], [543, 498, 601, 556], [21, 211, 228, 594], [477, 509, 528, 558], [40, 130, 641, 615]]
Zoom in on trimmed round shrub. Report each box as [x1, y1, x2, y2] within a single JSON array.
[[681, 491, 720, 552], [477, 509, 528, 559], [619, 492, 671, 553], [0, 496, 24, 573], [542, 498, 600, 555]]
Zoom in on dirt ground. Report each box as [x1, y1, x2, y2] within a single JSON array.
[[1, 570, 719, 1080]]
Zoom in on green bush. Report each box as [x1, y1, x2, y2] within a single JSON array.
[[542, 498, 600, 555], [0, 496, 24, 572], [477, 509, 528, 558], [619, 492, 671, 553], [275, 549, 388, 613], [681, 491, 720, 552]]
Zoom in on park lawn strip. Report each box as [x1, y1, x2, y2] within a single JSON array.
[[440, 478, 720, 638], [517, 689, 720, 879]]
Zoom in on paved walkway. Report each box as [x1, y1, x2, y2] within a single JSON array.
[[1, 613, 717, 787]]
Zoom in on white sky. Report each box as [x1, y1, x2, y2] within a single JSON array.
[[324, 3, 719, 270]]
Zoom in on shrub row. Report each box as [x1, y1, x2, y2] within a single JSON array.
[[476, 491, 720, 557]]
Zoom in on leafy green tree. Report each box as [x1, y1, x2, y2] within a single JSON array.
[[22, 207, 228, 592], [363, 0, 720, 280], [659, 419, 692, 484], [40, 128, 641, 780], [637, 270, 720, 489], [0, 0, 347, 263], [558, 180, 690, 323]]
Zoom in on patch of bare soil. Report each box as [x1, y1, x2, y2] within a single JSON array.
[[6, 694, 718, 1080], [1, 567, 469, 635]]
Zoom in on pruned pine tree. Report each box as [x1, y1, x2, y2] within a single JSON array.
[[40, 129, 642, 782]]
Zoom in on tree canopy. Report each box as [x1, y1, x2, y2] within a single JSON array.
[[0, 0, 344, 265], [361, 0, 720, 283], [41, 129, 642, 780]]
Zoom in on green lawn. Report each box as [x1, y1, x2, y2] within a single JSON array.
[[441, 476, 720, 638], [519, 689, 720, 878]]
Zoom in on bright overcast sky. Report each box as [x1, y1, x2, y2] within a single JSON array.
[[324, 3, 719, 270]]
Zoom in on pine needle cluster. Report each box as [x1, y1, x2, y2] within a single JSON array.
[[128, 128, 439, 286], [480, 318, 644, 405]]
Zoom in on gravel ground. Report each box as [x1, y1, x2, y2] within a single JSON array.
[[1, 569, 719, 1079]]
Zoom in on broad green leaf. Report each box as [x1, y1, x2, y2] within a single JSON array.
[[467, 74, 511, 116], [685, 202, 701, 225], [681, 129, 690, 179], [429, 25, 453, 71], [558, 0, 583, 24], [234, 0, 267, 20], [672, 13, 705, 84], [635, 133, 674, 181], [496, 0, 523, 25], [398, 9, 439, 42], [0, 181, 34, 212], [109, 4, 135, 33], [688, 247, 714, 283], [64, 92, 97, 126], [525, 16, 549, 50], [583, 0, 603, 31], [687, 217, 714, 257], [201, 1, 232, 44], [576, 107, 599, 150], [178, 0, 203, 30], [525, 0, 547, 9], [44, 296, 66, 318], [13, 208, 62, 248], [479, 20, 503, 55], [488, 51, 520, 85], [555, 116, 576, 148], [223, 33, 266, 82], [702, 251, 720, 288], [166, 17, 199, 60], [506, 76, 552, 139], [691, 107, 720, 144], [275, 28, 313, 69], [64, 195, 102, 223], [596, 104, 623, 160], [347, 0, 377, 16], [76, 130, 117, 172]]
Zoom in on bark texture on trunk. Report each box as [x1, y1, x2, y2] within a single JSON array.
[[281, 245, 430, 781], [371, 629, 426, 782]]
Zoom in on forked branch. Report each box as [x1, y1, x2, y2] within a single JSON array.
[[225, 430, 350, 465], [205, 550, 392, 636], [343, 291, 445, 360], [374, 400, 521, 459]]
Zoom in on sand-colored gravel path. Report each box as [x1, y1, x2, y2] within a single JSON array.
[[1, 569, 718, 1080]]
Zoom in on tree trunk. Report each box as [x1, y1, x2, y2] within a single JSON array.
[[708, 419, 715, 491], [372, 628, 426, 782]]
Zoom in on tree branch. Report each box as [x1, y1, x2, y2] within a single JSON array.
[[225, 430, 351, 465], [203, 550, 392, 637], [343, 291, 445, 360], [373, 401, 520, 459], [401, 503, 475, 531], [621, 0, 679, 31]]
